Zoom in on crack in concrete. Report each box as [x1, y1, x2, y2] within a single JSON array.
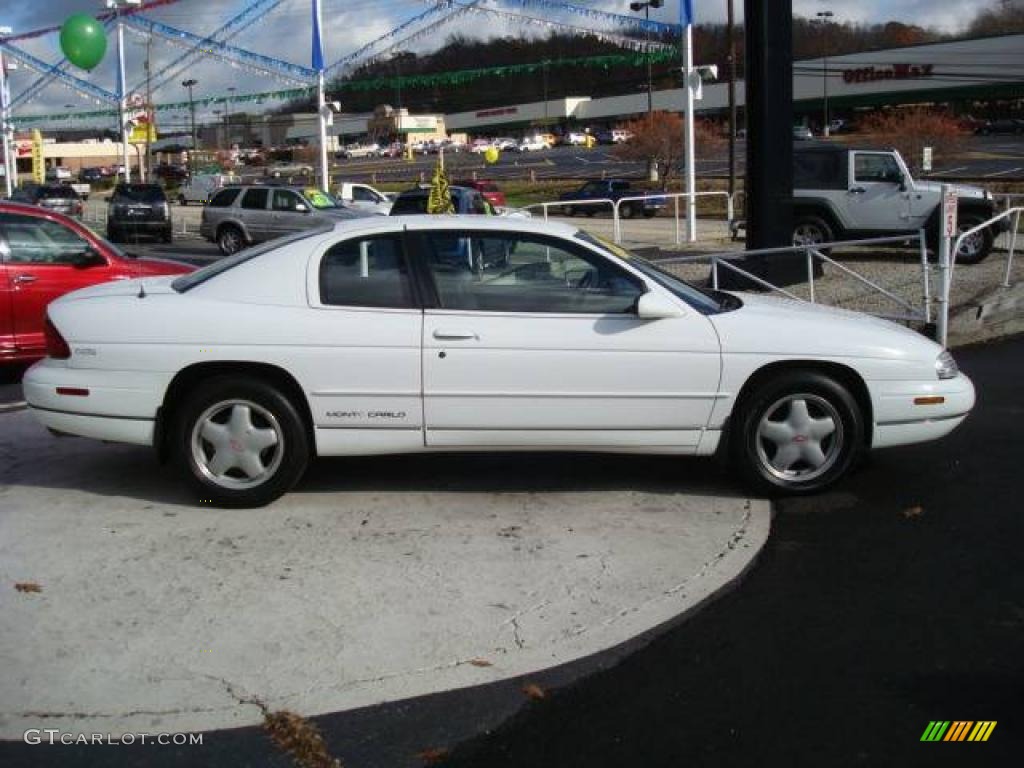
[[8, 706, 228, 719]]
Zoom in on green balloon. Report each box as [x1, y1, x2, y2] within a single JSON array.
[[60, 14, 108, 72]]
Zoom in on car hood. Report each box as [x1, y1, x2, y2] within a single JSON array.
[[317, 206, 375, 220], [914, 179, 988, 200], [709, 292, 942, 363]]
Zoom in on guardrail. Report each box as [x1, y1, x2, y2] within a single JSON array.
[[524, 190, 736, 245], [655, 231, 933, 326]]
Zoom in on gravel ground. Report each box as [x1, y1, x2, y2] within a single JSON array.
[[654, 233, 1023, 325]]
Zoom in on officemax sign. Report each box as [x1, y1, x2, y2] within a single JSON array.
[[842, 64, 934, 84]]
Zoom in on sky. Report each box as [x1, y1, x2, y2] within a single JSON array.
[[0, 0, 1010, 125]]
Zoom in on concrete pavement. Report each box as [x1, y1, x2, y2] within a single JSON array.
[[0, 409, 769, 741]]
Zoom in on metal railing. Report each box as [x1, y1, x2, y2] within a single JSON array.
[[656, 231, 933, 325], [524, 190, 736, 245]]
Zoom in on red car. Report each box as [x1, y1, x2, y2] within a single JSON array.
[[1, 202, 193, 364], [454, 179, 506, 208]]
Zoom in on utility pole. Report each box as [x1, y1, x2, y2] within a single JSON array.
[[312, 0, 330, 192], [0, 26, 14, 198], [182, 78, 198, 173], [143, 31, 152, 181], [107, 0, 141, 183], [630, 0, 663, 183], [816, 11, 834, 137]]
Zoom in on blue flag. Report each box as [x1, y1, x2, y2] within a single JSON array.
[[311, 0, 324, 72], [681, 0, 694, 26]]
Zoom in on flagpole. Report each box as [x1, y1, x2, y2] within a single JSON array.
[[683, 21, 696, 242], [313, 0, 329, 192]]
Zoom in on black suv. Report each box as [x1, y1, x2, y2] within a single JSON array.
[[107, 183, 172, 243]]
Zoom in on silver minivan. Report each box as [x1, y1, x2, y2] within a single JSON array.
[[199, 185, 371, 255]]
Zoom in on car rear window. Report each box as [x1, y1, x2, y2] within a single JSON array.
[[171, 225, 333, 293], [38, 186, 79, 199], [390, 194, 430, 215], [114, 185, 166, 202], [794, 150, 845, 190]]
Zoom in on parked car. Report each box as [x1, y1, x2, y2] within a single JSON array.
[[973, 118, 1024, 136], [0, 201, 192, 364], [78, 167, 105, 183], [178, 173, 240, 206], [106, 183, 173, 244], [492, 137, 518, 151], [10, 184, 84, 219], [334, 182, 392, 215], [336, 143, 382, 160], [517, 136, 551, 152], [470, 138, 493, 154], [200, 185, 371, 255], [25, 216, 974, 507], [561, 131, 589, 146], [793, 125, 815, 141], [389, 185, 493, 216], [153, 163, 188, 182], [453, 179, 507, 208], [558, 179, 665, 219], [45, 166, 73, 181], [791, 144, 1004, 263]]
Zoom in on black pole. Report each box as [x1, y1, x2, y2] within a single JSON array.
[[723, 0, 814, 288], [726, 0, 736, 198]]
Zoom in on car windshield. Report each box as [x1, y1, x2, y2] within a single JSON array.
[[172, 226, 334, 293], [113, 185, 165, 202], [575, 231, 738, 314], [302, 188, 340, 209]]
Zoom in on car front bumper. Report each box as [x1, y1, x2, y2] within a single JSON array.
[[870, 372, 975, 449]]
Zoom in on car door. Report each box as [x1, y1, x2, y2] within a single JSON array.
[[0, 247, 14, 359], [0, 211, 115, 358], [845, 152, 913, 232], [304, 231, 424, 454], [238, 187, 273, 241], [416, 229, 722, 450], [269, 189, 314, 237]]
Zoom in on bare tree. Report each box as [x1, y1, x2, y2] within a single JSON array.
[[612, 111, 722, 189], [859, 108, 967, 173]]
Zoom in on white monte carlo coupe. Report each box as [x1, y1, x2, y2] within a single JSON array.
[[24, 217, 975, 508]]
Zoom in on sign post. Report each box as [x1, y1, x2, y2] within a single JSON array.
[[922, 146, 933, 173], [936, 184, 957, 346]]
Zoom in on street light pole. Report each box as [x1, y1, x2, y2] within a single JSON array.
[[629, 0, 663, 182], [726, 0, 737, 198], [816, 10, 834, 137], [182, 78, 198, 173]]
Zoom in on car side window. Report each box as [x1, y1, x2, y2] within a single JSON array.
[[422, 232, 642, 314], [241, 188, 269, 210], [209, 189, 240, 207], [272, 189, 304, 212], [352, 187, 375, 202], [0, 213, 97, 265], [854, 154, 901, 183], [319, 235, 414, 309]]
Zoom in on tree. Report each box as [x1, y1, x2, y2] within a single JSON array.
[[859, 108, 967, 173], [611, 111, 723, 189]]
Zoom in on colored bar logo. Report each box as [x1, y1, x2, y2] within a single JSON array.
[[921, 721, 997, 742]]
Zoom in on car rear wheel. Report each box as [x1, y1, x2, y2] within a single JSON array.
[[217, 225, 245, 255], [792, 215, 833, 250], [732, 371, 863, 495], [642, 209, 657, 219], [174, 376, 310, 508]]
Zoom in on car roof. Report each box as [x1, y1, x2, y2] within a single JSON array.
[[330, 214, 578, 238]]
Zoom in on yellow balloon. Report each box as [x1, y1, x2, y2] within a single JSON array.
[[484, 146, 500, 164]]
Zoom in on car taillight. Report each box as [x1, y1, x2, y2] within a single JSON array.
[[75, 201, 83, 215], [44, 315, 71, 359]]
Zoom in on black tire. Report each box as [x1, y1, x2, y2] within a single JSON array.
[[178, 195, 187, 206], [217, 225, 245, 256], [563, 205, 576, 217], [954, 213, 994, 265], [173, 376, 310, 508], [731, 370, 863, 496], [584, 209, 596, 218], [642, 209, 657, 218], [620, 202, 636, 219], [162, 228, 173, 244], [792, 215, 834, 252]]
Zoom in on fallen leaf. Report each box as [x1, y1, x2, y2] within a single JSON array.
[[522, 682, 546, 700], [902, 506, 924, 519], [14, 582, 42, 594], [263, 710, 342, 768], [415, 747, 449, 764], [468, 658, 493, 667]]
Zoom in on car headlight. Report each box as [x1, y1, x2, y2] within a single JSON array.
[[935, 350, 959, 380]]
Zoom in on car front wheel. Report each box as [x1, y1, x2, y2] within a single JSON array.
[[174, 377, 310, 508], [954, 214, 993, 265], [732, 371, 863, 495], [792, 215, 833, 250]]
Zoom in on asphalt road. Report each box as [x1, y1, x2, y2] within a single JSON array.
[[1, 335, 1020, 767], [312, 134, 1023, 184]]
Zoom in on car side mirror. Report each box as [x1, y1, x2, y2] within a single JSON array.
[[71, 248, 104, 268], [295, 203, 309, 213], [636, 291, 685, 319]]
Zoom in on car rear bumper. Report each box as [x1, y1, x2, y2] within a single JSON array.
[[108, 220, 171, 234]]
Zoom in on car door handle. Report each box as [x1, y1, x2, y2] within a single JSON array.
[[13, 274, 38, 284], [433, 329, 478, 341], [848, 187, 866, 195]]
